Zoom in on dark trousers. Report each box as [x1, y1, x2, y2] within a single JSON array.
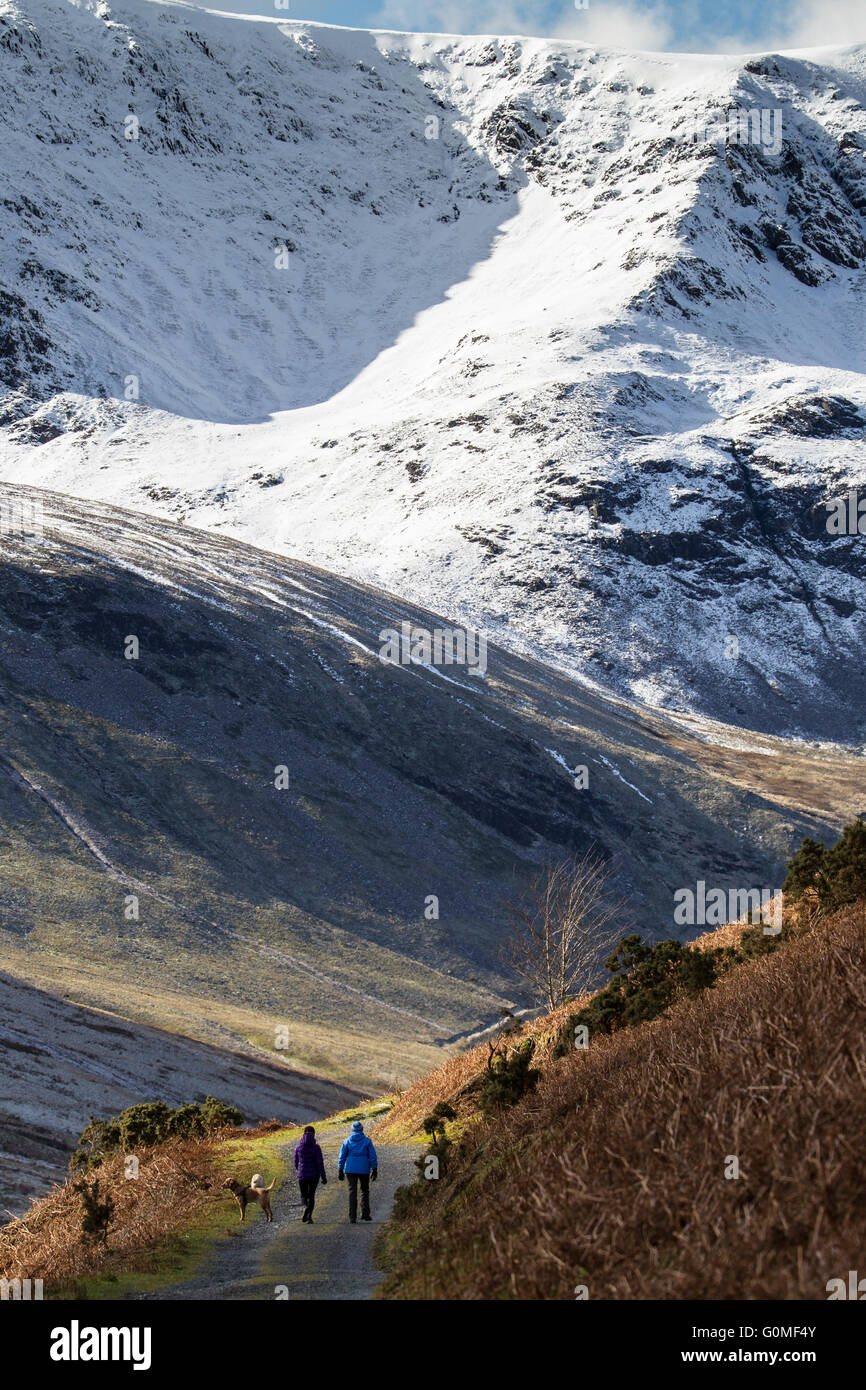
[[299, 1178, 319, 1219], [347, 1172, 370, 1221]]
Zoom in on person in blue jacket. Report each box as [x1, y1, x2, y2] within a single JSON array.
[[338, 1120, 378, 1223]]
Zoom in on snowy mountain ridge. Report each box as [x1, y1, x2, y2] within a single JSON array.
[[1, 0, 865, 737]]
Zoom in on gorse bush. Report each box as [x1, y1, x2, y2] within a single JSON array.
[[415, 1101, 457, 1180], [70, 1097, 243, 1173], [554, 918, 800, 1050], [561, 935, 722, 1042], [783, 836, 827, 900], [199, 1096, 243, 1130], [422, 1101, 456, 1146], [784, 817, 866, 914], [478, 1038, 540, 1116], [736, 923, 787, 959], [72, 1178, 114, 1248]]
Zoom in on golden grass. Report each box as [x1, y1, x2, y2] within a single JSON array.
[[377, 902, 866, 1300], [377, 910, 799, 1142], [376, 995, 591, 1141], [0, 934, 443, 1096], [0, 1137, 225, 1295]]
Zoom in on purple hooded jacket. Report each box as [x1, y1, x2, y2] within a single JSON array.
[[294, 1131, 327, 1182]]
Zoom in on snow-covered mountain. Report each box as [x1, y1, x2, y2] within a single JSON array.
[[1, 0, 865, 738]]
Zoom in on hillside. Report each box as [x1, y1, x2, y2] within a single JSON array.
[[0, 0, 865, 735], [1, 0, 864, 1269], [2, 481, 862, 1215], [5, 897, 862, 1302], [373, 898, 792, 1143], [374, 900, 866, 1300]]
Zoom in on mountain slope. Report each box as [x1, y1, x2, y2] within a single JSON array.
[[1, 481, 859, 1073], [0, 0, 864, 736]]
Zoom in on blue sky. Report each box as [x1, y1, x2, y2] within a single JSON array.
[[203, 0, 866, 52]]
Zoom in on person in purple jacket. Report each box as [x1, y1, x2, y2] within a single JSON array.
[[293, 1125, 327, 1223]]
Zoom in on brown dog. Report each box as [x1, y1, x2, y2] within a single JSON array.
[[223, 1175, 276, 1223]]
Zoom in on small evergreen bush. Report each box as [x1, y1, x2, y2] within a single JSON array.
[[415, 1101, 457, 1180], [69, 1097, 243, 1172], [478, 1039, 540, 1116], [554, 908, 804, 1052], [784, 818, 866, 914], [566, 935, 720, 1040], [73, 1177, 114, 1248]]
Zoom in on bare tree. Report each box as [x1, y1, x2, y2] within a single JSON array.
[[502, 851, 627, 1010]]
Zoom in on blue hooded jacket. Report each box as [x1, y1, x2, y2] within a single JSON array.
[[338, 1121, 378, 1175]]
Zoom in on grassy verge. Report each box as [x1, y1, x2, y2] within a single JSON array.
[[0, 1125, 289, 1301]]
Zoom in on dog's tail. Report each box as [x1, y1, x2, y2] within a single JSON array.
[[251, 1174, 276, 1191]]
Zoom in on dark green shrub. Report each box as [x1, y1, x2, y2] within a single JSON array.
[[69, 1116, 122, 1173], [783, 819, 866, 914], [416, 1101, 457, 1179], [391, 1181, 428, 1221], [117, 1102, 174, 1150], [561, 935, 722, 1042], [552, 1023, 575, 1061], [166, 1104, 207, 1140], [822, 820, 866, 909], [554, 910, 804, 1053], [69, 1097, 244, 1173], [421, 1101, 456, 1148], [73, 1177, 114, 1248], [199, 1096, 244, 1131], [736, 926, 785, 959], [782, 836, 827, 899], [478, 1039, 540, 1116]]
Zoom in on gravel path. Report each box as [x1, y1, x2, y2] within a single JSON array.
[[132, 1123, 418, 1301]]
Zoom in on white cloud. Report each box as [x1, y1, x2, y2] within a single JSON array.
[[369, 0, 864, 51], [779, 0, 866, 48], [703, 0, 866, 54], [372, 1, 534, 35], [554, 3, 673, 49], [371, 1, 672, 48]]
